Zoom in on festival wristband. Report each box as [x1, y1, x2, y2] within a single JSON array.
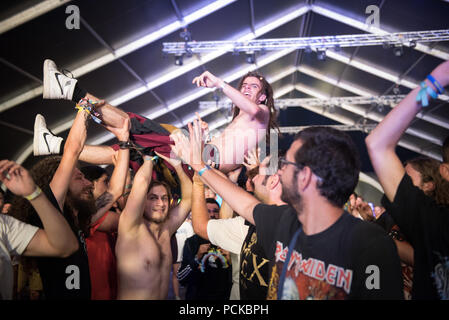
[[24, 186, 42, 201], [416, 81, 437, 107], [198, 165, 212, 176], [427, 75, 444, 94]]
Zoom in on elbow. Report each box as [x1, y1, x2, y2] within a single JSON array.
[[192, 221, 209, 240], [59, 240, 79, 258]]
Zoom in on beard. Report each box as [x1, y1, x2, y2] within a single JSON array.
[[66, 189, 96, 235], [144, 209, 169, 225], [281, 174, 303, 213]]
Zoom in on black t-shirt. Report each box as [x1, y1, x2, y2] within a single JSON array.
[[383, 174, 449, 300], [253, 204, 404, 300], [30, 187, 91, 299], [239, 222, 270, 300]]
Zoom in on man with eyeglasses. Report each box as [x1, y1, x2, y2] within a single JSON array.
[[171, 120, 404, 300]]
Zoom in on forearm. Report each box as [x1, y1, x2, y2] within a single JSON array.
[[29, 193, 78, 255], [367, 61, 449, 151], [193, 164, 259, 225], [176, 165, 192, 211], [191, 175, 210, 239], [219, 200, 234, 219], [108, 148, 130, 200], [63, 110, 89, 157]]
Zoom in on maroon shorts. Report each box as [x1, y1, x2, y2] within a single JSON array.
[[111, 112, 193, 180]]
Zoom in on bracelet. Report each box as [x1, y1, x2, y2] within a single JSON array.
[[198, 165, 212, 176], [416, 81, 438, 107], [118, 140, 133, 149], [24, 186, 42, 201], [427, 75, 444, 94]]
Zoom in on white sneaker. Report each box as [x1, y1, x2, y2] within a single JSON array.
[[42, 59, 77, 100], [33, 114, 63, 156]]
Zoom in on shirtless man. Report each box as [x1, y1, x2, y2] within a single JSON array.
[[191, 71, 277, 173], [36, 59, 277, 173], [115, 152, 192, 299]]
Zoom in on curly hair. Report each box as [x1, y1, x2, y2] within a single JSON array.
[[9, 156, 62, 224], [9, 156, 92, 235], [406, 157, 449, 207]]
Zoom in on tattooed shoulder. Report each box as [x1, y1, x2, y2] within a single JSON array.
[[96, 191, 113, 209]]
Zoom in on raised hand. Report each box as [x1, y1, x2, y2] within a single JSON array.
[[155, 150, 181, 168], [170, 120, 205, 170], [105, 116, 130, 142], [243, 148, 261, 171], [0, 160, 36, 197], [192, 71, 222, 89]]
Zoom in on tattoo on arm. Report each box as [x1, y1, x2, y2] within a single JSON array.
[[96, 191, 113, 209]]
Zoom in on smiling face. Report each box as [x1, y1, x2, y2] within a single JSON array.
[[144, 184, 170, 224], [240, 76, 265, 104]]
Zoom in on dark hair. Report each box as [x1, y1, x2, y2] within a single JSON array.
[[405, 156, 449, 206], [293, 127, 361, 207], [80, 165, 107, 182], [232, 71, 280, 143], [205, 197, 219, 208], [443, 135, 449, 163]]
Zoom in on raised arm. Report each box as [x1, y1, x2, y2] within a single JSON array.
[[90, 118, 130, 225], [0, 160, 78, 257], [366, 60, 449, 201], [119, 157, 153, 233], [155, 152, 193, 235], [192, 71, 268, 121], [171, 120, 260, 225], [190, 173, 210, 239], [50, 109, 90, 210]]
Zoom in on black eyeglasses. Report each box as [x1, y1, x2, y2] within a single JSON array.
[[278, 157, 324, 184], [279, 157, 302, 170]]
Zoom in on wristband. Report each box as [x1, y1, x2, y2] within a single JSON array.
[[118, 140, 133, 149], [24, 186, 42, 201], [198, 165, 212, 176], [427, 75, 444, 94], [416, 81, 437, 107]]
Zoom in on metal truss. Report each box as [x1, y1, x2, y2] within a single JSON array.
[[199, 95, 407, 110], [279, 124, 378, 134], [163, 29, 449, 54]]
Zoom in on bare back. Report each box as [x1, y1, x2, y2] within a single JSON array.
[[116, 221, 173, 300], [210, 106, 269, 173]]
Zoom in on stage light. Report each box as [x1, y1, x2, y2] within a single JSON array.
[[316, 49, 326, 61], [175, 54, 183, 66], [246, 52, 256, 64], [393, 45, 403, 57], [393, 85, 401, 95]]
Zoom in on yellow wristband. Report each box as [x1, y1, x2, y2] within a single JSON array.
[[24, 186, 42, 201]]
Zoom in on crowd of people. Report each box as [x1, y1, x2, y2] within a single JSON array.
[[1, 58, 449, 300]]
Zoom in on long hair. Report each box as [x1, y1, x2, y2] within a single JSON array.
[[406, 157, 449, 207], [9, 156, 91, 235], [232, 71, 280, 144]]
